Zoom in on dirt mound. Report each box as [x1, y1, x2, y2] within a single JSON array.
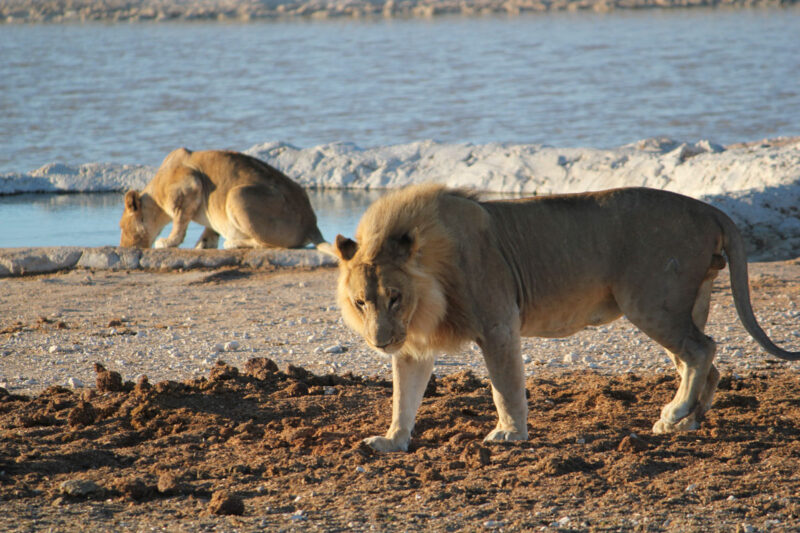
[[1, 360, 800, 531]]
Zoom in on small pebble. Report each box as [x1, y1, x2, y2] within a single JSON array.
[[323, 345, 345, 354], [224, 341, 240, 351]]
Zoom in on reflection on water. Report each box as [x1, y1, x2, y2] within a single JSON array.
[[0, 188, 527, 248], [0, 190, 387, 248]]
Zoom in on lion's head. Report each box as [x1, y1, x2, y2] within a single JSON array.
[[333, 185, 477, 356], [119, 190, 168, 248]]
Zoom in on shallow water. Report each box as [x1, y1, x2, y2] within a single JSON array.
[[2, 9, 799, 175], [0, 189, 385, 248]]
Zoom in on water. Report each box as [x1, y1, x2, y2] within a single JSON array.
[[1, 10, 798, 247], [0, 189, 385, 248], [2, 10, 799, 175]]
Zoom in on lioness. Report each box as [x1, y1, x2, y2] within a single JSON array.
[[120, 148, 325, 249], [331, 184, 799, 452]]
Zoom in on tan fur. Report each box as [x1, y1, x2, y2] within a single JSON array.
[[119, 148, 325, 249], [332, 184, 800, 452]]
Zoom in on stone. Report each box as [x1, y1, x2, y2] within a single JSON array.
[[60, 479, 100, 497], [208, 491, 244, 516]]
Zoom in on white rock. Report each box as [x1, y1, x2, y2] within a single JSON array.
[[66, 377, 83, 388], [213, 343, 224, 353], [483, 520, 504, 529], [685, 484, 697, 492], [563, 353, 576, 363], [224, 341, 240, 351], [355, 466, 365, 473], [48, 345, 60, 354], [324, 386, 336, 395], [557, 516, 571, 527], [323, 344, 345, 354]]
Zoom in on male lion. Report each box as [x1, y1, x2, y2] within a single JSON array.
[[120, 148, 325, 249], [331, 184, 799, 452]]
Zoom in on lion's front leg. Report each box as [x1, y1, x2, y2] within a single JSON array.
[[479, 323, 528, 443], [364, 352, 434, 452]]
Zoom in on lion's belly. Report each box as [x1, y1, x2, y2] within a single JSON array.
[[519, 290, 621, 338]]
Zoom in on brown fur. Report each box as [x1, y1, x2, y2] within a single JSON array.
[[119, 148, 325, 249], [332, 184, 799, 452]]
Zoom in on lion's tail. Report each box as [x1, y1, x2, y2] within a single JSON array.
[[720, 212, 800, 361]]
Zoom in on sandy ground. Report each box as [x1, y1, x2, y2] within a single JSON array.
[[2, 259, 800, 531]]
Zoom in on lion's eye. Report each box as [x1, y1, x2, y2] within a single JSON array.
[[354, 299, 365, 309], [389, 294, 401, 310]]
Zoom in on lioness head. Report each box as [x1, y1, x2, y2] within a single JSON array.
[[119, 190, 164, 248]]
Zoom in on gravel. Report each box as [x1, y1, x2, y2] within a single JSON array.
[[1, 260, 799, 397]]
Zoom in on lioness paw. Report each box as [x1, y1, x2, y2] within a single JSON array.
[[484, 428, 527, 443], [154, 238, 170, 249], [363, 435, 409, 453]]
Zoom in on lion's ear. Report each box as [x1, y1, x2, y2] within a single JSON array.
[[124, 190, 141, 212], [335, 234, 358, 261]]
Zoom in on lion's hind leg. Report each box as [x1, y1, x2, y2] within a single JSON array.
[[652, 331, 717, 434], [616, 269, 719, 434]]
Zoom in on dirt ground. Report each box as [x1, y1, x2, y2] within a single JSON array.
[[2, 261, 800, 532]]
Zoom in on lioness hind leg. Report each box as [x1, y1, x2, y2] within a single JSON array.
[[479, 323, 528, 443], [195, 228, 220, 249], [226, 186, 307, 248]]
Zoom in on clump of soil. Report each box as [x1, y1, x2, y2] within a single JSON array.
[[1, 359, 799, 531]]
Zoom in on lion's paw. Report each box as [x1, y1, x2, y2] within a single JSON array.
[[483, 428, 527, 443], [154, 238, 170, 249], [652, 415, 700, 434], [363, 435, 409, 453]]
